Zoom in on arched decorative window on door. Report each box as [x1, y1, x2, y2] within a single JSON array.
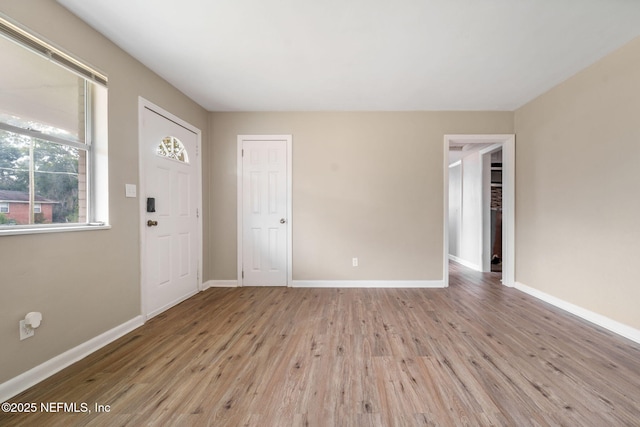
[[156, 136, 189, 163]]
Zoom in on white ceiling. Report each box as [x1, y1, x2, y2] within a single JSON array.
[[57, 0, 640, 112]]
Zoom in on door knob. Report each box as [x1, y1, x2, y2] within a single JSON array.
[[280, 218, 286, 224], [147, 220, 158, 227]]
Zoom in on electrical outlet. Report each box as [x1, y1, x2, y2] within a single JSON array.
[[352, 257, 358, 267], [19, 320, 34, 340]]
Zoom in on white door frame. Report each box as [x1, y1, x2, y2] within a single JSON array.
[[443, 134, 515, 287], [138, 97, 203, 319], [237, 135, 292, 287]]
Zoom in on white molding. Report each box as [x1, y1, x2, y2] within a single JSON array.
[[237, 135, 293, 287], [443, 139, 450, 287], [448, 255, 482, 272], [0, 316, 144, 403], [145, 290, 198, 320], [514, 282, 640, 345], [204, 280, 239, 288], [0, 224, 111, 236], [291, 280, 445, 288]]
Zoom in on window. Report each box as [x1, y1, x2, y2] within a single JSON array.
[[0, 202, 8, 213], [157, 136, 189, 163], [0, 16, 108, 233]]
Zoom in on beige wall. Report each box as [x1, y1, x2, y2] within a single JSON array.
[[208, 112, 513, 282], [0, 1, 208, 383], [514, 36, 640, 329]]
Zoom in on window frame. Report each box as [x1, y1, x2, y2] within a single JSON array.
[[0, 14, 110, 236]]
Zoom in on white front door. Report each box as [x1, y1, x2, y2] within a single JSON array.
[[141, 104, 200, 317], [239, 136, 290, 286]]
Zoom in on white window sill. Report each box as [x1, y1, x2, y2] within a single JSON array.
[[0, 223, 111, 236]]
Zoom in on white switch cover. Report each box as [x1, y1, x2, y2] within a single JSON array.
[[125, 184, 137, 198]]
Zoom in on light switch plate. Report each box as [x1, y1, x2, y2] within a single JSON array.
[[125, 184, 137, 198]]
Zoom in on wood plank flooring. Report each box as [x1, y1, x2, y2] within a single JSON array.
[[2, 262, 640, 426]]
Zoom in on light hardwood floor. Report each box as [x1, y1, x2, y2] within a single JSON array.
[[2, 262, 640, 426]]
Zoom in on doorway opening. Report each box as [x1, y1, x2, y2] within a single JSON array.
[[443, 134, 515, 287], [488, 149, 503, 273]]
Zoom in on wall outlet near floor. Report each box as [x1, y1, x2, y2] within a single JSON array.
[[19, 320, 35, 340], [352, 257, 359, 267]]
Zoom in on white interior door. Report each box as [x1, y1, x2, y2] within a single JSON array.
[[240, 137, 290, 286], [141, 105, 200, 317]]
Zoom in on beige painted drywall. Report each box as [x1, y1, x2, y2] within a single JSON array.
[[0, 0, 208, 383], [208, 112, 513, 282], [515, 36, 640, 329]]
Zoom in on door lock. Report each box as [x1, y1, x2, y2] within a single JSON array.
[[147, 220, 158, 227], [280, 218, 286, 224]]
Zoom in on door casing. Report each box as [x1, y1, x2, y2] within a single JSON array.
[[237, 135, 292, 287], [443, 134, 515, 287]]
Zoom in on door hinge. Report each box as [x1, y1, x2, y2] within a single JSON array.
[[242, 271, 244, 279], [242, 149, 244, 157], [196, 208, 199, 218]]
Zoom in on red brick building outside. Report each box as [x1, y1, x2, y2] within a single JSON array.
[[0, 190, 56, 225]]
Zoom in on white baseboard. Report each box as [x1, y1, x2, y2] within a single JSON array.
[[514, 282, 640, 345], [291, 280, 445, 288], [147, 290, 199, 319], [205, 280, 444, 289], [204, 280, 238, 289], [449, 255, 482, 272], [0, 315, 144, 403]]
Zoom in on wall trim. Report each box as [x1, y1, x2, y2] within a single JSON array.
[[291, 280, 445, 288], [448, 255, 482, 272], [204, 280, 239, 289], [0, 315, 144, 403], [146, 290, 198, 320], [514, 282, 640, 345]]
